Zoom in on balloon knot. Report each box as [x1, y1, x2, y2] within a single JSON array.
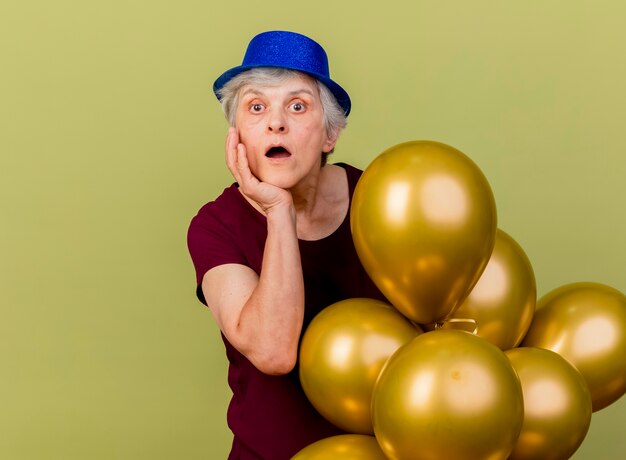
[[434, 318, 478, 334]]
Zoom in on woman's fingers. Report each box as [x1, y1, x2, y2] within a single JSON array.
[[236, 143, 251, 175], [224, 128, 260, 194], [236, 143, 261, 192], [225, 128, 243, 184]]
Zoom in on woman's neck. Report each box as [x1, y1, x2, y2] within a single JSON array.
[[293, 164, 349, 241]]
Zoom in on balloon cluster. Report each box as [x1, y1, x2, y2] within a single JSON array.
[[294, 141, 626, 460]]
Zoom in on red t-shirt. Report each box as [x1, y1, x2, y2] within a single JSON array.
[[187, 163, 386, 459]]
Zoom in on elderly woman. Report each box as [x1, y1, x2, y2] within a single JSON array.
[[187, 31, 386, 459]]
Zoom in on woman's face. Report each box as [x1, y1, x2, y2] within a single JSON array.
[[234, 74, 336, 190]]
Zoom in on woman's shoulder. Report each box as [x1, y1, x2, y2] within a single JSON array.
[[190, 182, 259, 232], [333, 162, 364, 192], [192, 184, 237, 219], [334, 162, 363, 175]]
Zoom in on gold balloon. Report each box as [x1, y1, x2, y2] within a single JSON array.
[[291, 434, 387, 460], [351, 141, 496, 324], [445, 228, 536, 350], [505, 347, 592, 460], [372, 330, 523, 460], [522, 282, 626, 411], [299, 298, 421, 434]]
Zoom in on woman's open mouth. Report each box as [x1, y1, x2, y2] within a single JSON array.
[[265, 146, 291, 159]]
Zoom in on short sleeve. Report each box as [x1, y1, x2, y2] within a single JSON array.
[[187, 201, 247, 305], [187, 183, 269, 306]]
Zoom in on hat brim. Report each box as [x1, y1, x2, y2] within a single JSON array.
[[213, 64, 351, 116]]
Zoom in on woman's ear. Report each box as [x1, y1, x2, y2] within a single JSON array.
[[322, 129, 339, 153]]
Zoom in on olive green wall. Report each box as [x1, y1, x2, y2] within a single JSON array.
[[1, 1, 624, 458]]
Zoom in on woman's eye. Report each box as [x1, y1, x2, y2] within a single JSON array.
[[290, 102, 305, 112], [250, 103, 264, 113]]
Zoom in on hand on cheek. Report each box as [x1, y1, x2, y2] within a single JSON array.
[[224, 127, 292, 214]]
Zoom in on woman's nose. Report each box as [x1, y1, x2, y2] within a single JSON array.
[[267, 110, 287, 133]]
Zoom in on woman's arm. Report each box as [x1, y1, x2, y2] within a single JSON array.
[[201, 129, 304, 375]]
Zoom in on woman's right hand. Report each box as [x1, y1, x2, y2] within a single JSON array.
[[225, 127, 293, 215]]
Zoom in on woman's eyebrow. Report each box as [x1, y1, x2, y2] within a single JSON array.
[[240, 87, 315, 98], [287, 88, 315, 97], [240, 88, 264, 98]]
